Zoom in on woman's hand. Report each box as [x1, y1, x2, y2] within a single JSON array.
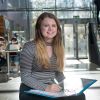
[[45, 84, 62, 93]]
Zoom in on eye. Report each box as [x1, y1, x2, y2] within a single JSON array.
[[44, 24, 49, 27], [52, 24, 57, 27]]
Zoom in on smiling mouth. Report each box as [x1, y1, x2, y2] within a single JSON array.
[[47, 32, 55, 34]]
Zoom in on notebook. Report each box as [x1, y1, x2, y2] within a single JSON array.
[[24, 78, 97, 98]]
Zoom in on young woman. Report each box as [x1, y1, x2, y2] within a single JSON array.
[[19, 12, 85, 100], [6, 37, 20, 72]]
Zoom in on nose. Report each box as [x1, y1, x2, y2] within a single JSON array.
[[48, 26, 52, 31]]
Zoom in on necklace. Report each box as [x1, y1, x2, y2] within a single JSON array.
[[45, 42, 53, 46]]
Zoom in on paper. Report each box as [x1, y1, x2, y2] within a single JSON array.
[[24, 78, 97, 98], [25, 89, 76, 98]]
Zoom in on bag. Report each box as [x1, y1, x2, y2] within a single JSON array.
[[0, 57, 7, 67]]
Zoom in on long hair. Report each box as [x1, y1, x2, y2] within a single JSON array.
[[34, 12, 64, 71]]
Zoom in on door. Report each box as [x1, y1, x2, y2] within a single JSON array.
[[60, 19, 88, 59]]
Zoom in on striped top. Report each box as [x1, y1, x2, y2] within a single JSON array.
[[20, 41, 65, 91]]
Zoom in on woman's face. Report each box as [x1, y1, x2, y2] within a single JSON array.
[[40, 17, 57, 41]]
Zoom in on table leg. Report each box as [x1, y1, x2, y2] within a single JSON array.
[[7, 52, 10, 76]]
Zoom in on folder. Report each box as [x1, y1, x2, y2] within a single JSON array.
[[24, 78, 97, 98]]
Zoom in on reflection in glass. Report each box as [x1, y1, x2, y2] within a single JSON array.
[[78, 24, 88, 58], [64, 24, 74, 58]]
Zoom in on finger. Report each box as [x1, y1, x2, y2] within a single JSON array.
[[52, 86, 61, 92]]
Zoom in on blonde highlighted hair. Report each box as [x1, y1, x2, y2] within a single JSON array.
[[34, 12, 64, 71]]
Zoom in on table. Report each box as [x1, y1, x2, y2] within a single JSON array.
[[0, 50, 21, 75]]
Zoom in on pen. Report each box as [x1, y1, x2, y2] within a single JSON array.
[[54, 78, 64, 85]]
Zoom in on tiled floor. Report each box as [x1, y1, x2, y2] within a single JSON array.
[[0, 59, 100, 100]]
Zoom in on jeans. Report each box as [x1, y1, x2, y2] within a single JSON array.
[[10, 53, 20, 65]]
